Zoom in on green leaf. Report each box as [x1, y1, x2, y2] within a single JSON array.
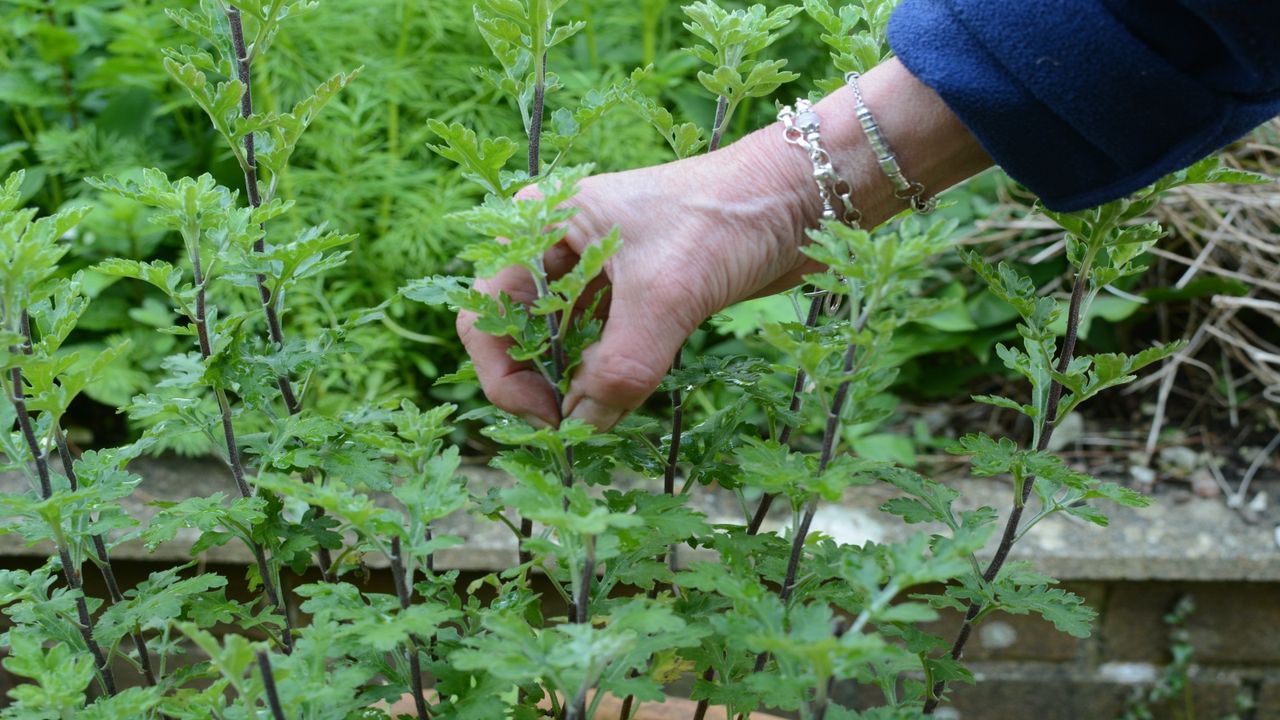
[[850, 433, 916, 467], [97, 568, 227, 646], [257, 69, 362, 178], [427, 121, 519, 196]]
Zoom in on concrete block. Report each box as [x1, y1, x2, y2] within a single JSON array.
[[1101, 582, 1280, 664]]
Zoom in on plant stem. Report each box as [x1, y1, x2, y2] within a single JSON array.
[[54, 426, 159, 687], [225, 5, 337, 582], [225, 2, 299, 409], [747, 293, 825, 535], [618, 690, 637, 720], [529, 52, 548, 180], [660, 92, 732, 503], [709, 96, 729, 153], [256, 650, 288, 720], [518, 517, 534, 567], [191, 256, 294, 653], [7, 323, 116, 695], [692, 691, 712, 720], [391, 537, 431, 720], [525, 54, 586, 711], [514, 50, 562, 573], [659, 91, 731, 534], [748, 327, 860, 681], [663, 351, 684, 499], [575, 536, 595, 625], [637, 94, 735, 720], [922, 259, 1093, 714]]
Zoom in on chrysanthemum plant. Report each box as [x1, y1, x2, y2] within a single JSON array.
[[0, 2, 1268, 719]]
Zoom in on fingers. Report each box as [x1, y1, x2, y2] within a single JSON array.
[[561, 286, 695, 432], [457, 240, 600, 428], [457, 311, 560, 428], [458, 264, 560, 427]]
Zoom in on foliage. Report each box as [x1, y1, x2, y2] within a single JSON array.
[[0, 2, 1271, 720]]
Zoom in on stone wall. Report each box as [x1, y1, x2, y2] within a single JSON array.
[[896, 580, 1280, 719]]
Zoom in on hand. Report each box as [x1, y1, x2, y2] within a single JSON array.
[[457, 133, 817, 431], [456, 59, 991, 431]]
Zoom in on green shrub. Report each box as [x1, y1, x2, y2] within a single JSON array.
[[0, 2, 1268, 719]]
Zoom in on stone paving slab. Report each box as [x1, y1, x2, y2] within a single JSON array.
[[2, 456, 1277, 582]]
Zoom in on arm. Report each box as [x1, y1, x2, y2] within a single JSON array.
[[888, 0, 1280, 211], [461, 1, 1280, 431]]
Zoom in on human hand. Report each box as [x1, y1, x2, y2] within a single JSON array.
[[456, 133, 818, 431], [457, 59, 990, 431]]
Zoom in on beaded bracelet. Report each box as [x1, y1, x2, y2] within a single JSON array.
[[777, 99, 863, 228], [845, 71, 936, 214]]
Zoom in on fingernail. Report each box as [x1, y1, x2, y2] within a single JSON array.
[[520, 414, 553, 430], [566, 398, 625, 432]]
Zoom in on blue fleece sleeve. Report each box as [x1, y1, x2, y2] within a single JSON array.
[[886, 0, 1280, 211]]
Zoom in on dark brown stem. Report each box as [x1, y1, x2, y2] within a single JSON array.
[[226, 6, 289, 353], [524, 47, 582, 627], [256, 650, 288, 720], [56, 427, 159, 687], [639, 94, 737, 720], [922, 266, 1091, 714], [523, 46, 567, 573], [618, 693, 636, 720], [518, 517, 533, 567], [59, 546, 117, 695], [7, 333, 116, 694], [424, 527, 435, 575], [747, 293, 825, 535], [691, 674, 715, 720], [750, 339, 857, 678], [658, 349, 685, 576], [708, 96, 729, 152], [663, 351, 684, 497], [391, 537, 431, 720], [191, 260, 294, 653], [527, 50, 569, 476], [528, 52, 548, 178], [224, 7, 312, 451], [10, 369, 50, 500], [783, 339, 859, 600]]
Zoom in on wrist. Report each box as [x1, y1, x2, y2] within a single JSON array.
[[725, 58, 993, 246], [721, 120, 823, 246]]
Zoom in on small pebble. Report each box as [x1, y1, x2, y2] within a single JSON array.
[[1247, 491, 1268, 513], [1130, 465, 1157, 488], [1158, 446, 1200, 476], [1189, 469, 1220, 498]]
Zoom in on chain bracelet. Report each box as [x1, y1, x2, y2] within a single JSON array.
[[778, 99, 862, 228], [845, 71, 936, 214], [777, 99, 856, 314]]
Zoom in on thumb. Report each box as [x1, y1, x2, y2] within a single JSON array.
[[562, 295, 694, 431]]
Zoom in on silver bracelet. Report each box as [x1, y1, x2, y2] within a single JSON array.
[[778, 99, 862, 228], [845, 71, 936, 214]]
